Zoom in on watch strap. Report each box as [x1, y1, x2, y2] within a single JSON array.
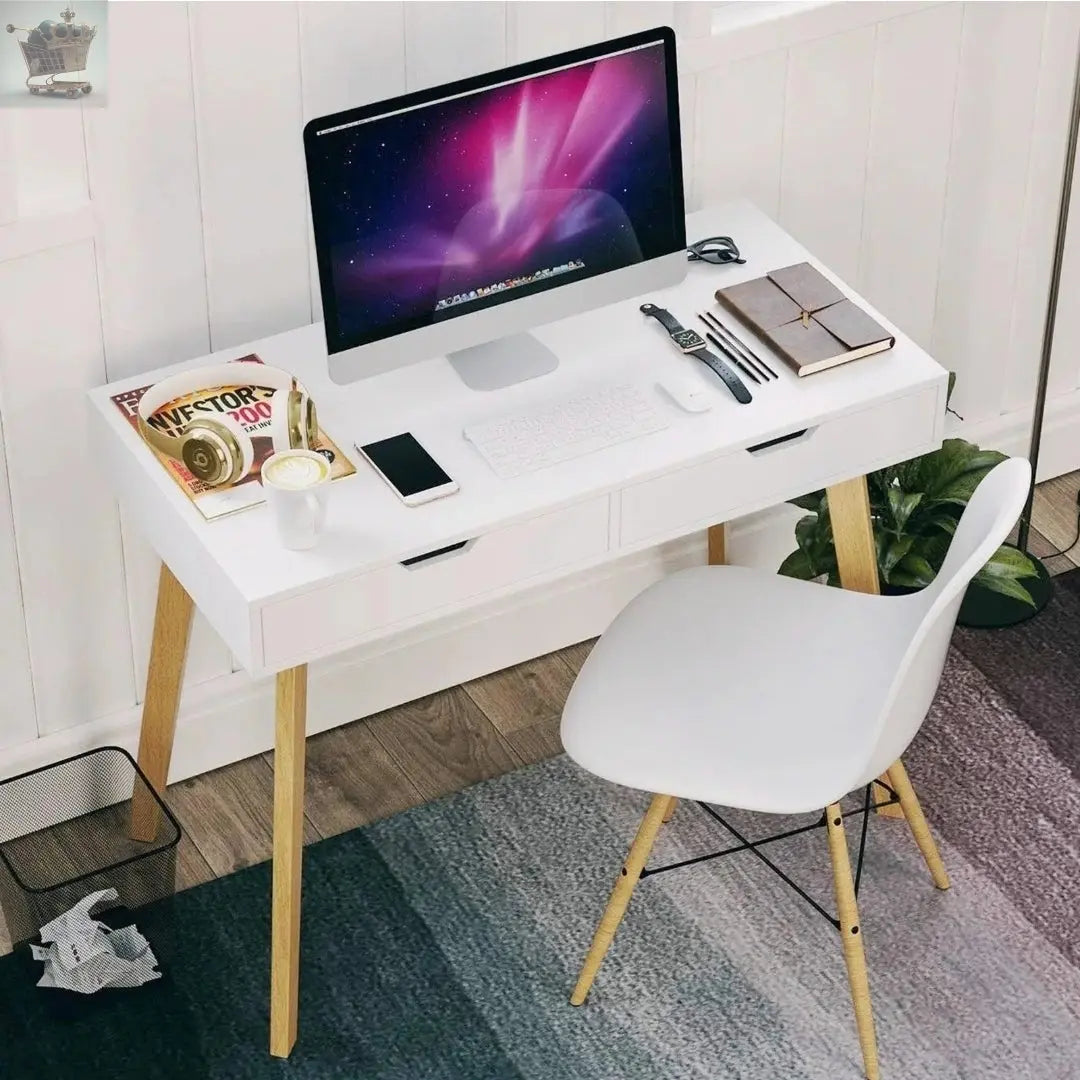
[[690, 348, 753, 405], [639, 303, 684, 335]]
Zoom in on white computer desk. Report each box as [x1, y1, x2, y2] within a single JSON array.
[[88, 200, 948, 1057]]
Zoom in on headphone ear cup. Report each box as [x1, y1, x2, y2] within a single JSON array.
[[297, 392, 318, 450], [270, 389, 318, 450], [183, 415, 253, 486]]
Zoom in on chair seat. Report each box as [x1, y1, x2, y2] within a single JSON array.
[[561, 565, 920, 814]]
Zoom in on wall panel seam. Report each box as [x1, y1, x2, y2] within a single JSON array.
[[855, 21, 883, 290], [0, 403, 38, 733], [927, 0, 968, 367], [775, 48, 792, 221], [186, 1, 214, 356], [1005, 1, 1057, 412], [294, 0, 313, 327], [88, 230, 140, 713], [79, 106, 92, 202]]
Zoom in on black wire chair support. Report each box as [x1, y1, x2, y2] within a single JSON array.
[[638, 780, 898, 932]]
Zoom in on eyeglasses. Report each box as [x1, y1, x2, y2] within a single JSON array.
[[686, 236, 746, 265]]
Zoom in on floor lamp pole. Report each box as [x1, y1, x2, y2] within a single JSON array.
[[960, 32, 1080, 627], [1017, 33, 1080, 554]]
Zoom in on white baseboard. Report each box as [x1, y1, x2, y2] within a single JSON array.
[[0, 505, 800, 786]]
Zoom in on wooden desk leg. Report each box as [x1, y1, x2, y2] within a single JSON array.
[[826, 477, 904, 820], [131, 563, 194, 842], [707, 522, 727, 567], [270, 664, 308, 1058]]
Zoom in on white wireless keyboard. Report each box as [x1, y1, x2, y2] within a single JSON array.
[[463, 383, 669, 478]]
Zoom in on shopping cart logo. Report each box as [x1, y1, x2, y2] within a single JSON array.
[[3, 2, 106, 104]]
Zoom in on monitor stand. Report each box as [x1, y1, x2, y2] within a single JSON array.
[[447, 332, 559, 391]]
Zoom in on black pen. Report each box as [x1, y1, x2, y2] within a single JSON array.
[[702, 310, 778, 380], [696, 317, 760, 384]]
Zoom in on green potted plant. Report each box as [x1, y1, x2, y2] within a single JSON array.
[[779, 382, 1039, 606]]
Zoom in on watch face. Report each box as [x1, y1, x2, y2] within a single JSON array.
[[672, 329, 705, 351]]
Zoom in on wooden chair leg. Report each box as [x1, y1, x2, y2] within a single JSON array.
[[570, 793, 674, 1006], [270, 665, 308, 1058], [131, 563, 194, 842], [887, 759, 950, 890], [825, 802, 880, 1080], [826, 478, 903, 820], [662, 800, 678, 824], [872, 775, 905, 819]]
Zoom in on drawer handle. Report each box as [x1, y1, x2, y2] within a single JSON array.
[[400, 539, 475, 568], [746, 427, 814, 456]]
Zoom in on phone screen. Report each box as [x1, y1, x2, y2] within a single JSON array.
[[359, 433, 452, 497]]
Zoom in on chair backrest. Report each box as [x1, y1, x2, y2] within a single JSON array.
[[855, 457, 1032, 787]]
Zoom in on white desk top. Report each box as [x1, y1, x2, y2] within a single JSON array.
[[89, 201, 947, 612]]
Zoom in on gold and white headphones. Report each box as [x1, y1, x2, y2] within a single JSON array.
[[136, 362, 318, 487]]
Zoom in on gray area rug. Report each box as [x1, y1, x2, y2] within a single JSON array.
[[4, 575, 1080, 1078]]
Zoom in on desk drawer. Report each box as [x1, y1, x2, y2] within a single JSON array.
[[619, 387, 939, 548], [260, 496, 610, 669]]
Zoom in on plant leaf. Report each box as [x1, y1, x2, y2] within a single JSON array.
[[979, 545, 1040, 580], [895, 552, 938, 587], [881, 535, 915, 578], [910, 440, 1007, 507], [886, 488, 923, 533], [789, 490, 825, 512], [868, 468, 898, 510], [778, 549, 816, 579], [933, 455, 1009, 505], [889, 570, 927, 588], [795, 513, 821, 555], [971, 569, 1036, 607], [913, 530, 953, 572], [893, 453, 924, 494]]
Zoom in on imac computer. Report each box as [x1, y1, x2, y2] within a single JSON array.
[[304, 27, 685, 391]]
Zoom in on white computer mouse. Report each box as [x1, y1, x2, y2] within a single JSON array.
[[656, 375, 713, 413]]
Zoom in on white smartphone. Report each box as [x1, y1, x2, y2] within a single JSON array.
[[356, 433, 459, 507]]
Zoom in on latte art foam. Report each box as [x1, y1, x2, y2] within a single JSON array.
[[264, 454, 328, 490]]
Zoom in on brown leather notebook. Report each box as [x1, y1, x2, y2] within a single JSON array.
[[715, 262, 894, 376]]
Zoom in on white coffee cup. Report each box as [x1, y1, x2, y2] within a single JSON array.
[[261, 449, 331, 550]]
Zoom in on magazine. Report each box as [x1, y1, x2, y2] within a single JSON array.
[[110, 354, 355, 521]]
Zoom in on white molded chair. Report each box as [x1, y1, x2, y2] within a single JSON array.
[[561, 458, 1032, 1080]]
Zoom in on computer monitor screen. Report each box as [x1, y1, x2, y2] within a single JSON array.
[[305, 30, 683, 360]]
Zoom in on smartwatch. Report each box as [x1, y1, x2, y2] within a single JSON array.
[[640, 304, 752, 404]]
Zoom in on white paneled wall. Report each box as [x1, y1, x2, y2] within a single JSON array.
[[0, 1, 1078, 764], [857, 3, 962, 350], [932, 4, 1048, 423], [0, 242, 134, 735]]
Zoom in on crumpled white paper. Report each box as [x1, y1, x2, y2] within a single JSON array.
[[30, 888, 161, 993]]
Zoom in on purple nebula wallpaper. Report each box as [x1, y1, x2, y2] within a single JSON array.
[[308, 42, 680, 349]]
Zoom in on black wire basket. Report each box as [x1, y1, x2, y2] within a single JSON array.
[[0, 748, 181, 948]]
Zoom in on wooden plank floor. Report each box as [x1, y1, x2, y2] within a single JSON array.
[[1, 474, 1077, 958], [154, 647, 584, 896]]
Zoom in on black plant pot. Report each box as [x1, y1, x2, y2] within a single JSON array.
[[956, 546, 1052, 629]]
